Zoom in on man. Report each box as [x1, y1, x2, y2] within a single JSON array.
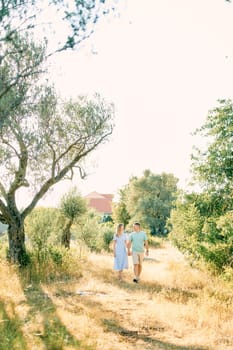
[[128, 222, 149, 283]]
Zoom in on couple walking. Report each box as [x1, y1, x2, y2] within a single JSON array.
[[112, 222, 149, 282]]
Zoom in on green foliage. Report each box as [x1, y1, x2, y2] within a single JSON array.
[[22, 246, 83, 283], [208, 212, 233, 271], [197, 242, 232, 272], [23, 206, 84, 282], [101, 223, 115, 251], [60, 189, 86, 220], [169, 195, 233, 273], [75, 209, 103, 252], [75, 209, 114, 252], [185, 191, 233, 218], [125, 170, 178, 235], [59, 188, 87, 247], [25, 207, 65, 258], [217, 211, 233, 241], [112, 186, 131, 226], [102, 214, 113, 223], [0, 32, 45, 129], [0, 0, 118, 58], [169, 99, 233, 276], [169, 200, 204, 258], [192, 99, 233, 192], [0, 92, 114, 197]]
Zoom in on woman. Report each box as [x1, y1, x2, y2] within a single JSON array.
[[113, 223, 129, 280]]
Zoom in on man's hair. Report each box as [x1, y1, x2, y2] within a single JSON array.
[[133, 222, 140, 227]]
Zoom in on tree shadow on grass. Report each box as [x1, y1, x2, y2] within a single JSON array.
[[0, 300, 27, 350], [20, 280, 95, 350], [60, 292, 209, 350], [102, 318, 209, 350]]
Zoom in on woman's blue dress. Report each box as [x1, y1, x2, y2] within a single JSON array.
[[113, 233, 129, 270]]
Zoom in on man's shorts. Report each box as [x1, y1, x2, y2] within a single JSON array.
[[132, 251, 144, 265]]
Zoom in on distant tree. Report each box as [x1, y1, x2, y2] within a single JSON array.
[[0, 88, 114, 264], [60, 188, 87, 248], [112, 186, 131, 227], [126, 170, 178, 235]]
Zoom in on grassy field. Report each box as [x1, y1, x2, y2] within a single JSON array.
[[0, 243, 232, 350]]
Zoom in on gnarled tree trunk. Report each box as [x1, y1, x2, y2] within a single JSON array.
[[7, 219, 27, 265], [61, 220, 73, 249]]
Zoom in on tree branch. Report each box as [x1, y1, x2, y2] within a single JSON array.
[[8, 126, 29, 196], [0, 66, 45, 100], [48, 142, 56, 178], [54, 135, 84, 166], [2, 137, 20, 158], [22, 127, 113, 219], [22, 177, 56, 219], [74, 165, 87, 179]]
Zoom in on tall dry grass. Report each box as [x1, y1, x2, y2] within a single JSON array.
[[0, 243, 232, 350]]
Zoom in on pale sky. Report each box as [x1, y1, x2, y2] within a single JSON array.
[[38, 0, 233, 206]]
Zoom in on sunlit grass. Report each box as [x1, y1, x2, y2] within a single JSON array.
[[0, 242, 232, 349]]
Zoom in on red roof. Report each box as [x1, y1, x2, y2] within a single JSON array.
[[85, 191, 113, 214]]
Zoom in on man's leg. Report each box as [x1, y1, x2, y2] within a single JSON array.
[[132, 252, 141, 282], [137, 253, 144, 280], [134, 264, 139, 279], [138, 263, 142, 277]]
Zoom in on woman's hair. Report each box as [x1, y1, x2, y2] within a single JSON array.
[[116, 223, 124, 236]]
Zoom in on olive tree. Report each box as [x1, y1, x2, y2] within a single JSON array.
[[60, 188, 87, 249], [0, 84, 114, 264]]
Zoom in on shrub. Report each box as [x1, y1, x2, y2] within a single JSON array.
[[169, 200, 233, 273], [168, 202, 204, 258], [22, 246, 83, 283], [25, 207, 65, 255], [197, 242, 232, 272], [74, 210, 115, 252], [75, 209, 103, 252], [100, 223, 115, 251]]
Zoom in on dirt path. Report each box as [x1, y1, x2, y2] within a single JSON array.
[[42, 243, 232, 350]]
